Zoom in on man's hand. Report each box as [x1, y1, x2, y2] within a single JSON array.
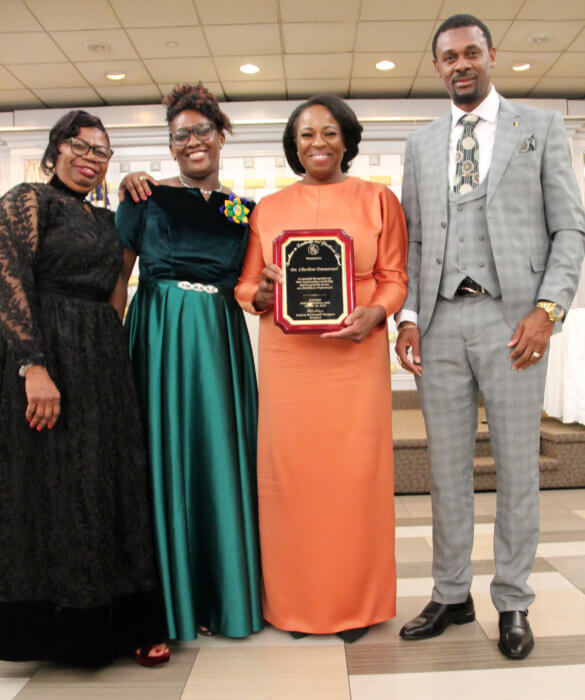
[[395, 323, 422, 376], [508, 307, 554, 371]]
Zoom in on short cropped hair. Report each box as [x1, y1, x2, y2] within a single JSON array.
[[41, 110, 108, 175], [282, 95, 363, 175], [163, 82, 233, 134], [432, 14, 493, 59]]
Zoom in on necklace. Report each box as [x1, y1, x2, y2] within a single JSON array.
[[179, 174, 222, 194]]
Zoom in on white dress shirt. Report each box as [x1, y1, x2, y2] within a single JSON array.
[[396, 85, 501, 328]]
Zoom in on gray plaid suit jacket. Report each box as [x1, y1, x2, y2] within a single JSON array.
[[401, 95, 585, 335]]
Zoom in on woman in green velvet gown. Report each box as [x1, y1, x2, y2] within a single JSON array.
[[112, 83, 262, 641]]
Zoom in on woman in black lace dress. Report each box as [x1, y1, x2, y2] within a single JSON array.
[[0, 110, 168, 666]]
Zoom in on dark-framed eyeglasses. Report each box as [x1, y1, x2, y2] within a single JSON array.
[[64, 137, 114, 163], [170, 123, 215, 146]]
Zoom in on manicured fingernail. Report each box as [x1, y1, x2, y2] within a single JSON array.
[[146, 190, 151, 195]]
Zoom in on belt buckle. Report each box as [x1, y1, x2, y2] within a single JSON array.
[[460, 285, 482, 296], [177, 281, 218, 294]]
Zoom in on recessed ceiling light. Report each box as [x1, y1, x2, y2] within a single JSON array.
[[240, 63, 260, 74], [106, 72, 126, 81], [166, 41, 179, 48], [375, 60, 396, 71], [86, 42, 110, 52], [512, 63, 531, 72]]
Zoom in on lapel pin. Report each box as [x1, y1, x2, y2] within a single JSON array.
[[513, 120, 519, 127]]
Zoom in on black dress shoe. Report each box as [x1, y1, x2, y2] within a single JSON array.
[[498, 610, 534, 659], [337, 627, 369, 643], [399, 594, 475, 640], [290, 631, 310, 639]]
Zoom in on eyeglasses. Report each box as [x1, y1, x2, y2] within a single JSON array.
[[64, 137, 114, 163], [170, 123, 215, 146]]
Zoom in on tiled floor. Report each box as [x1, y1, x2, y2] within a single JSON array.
[[2, 489, 584, 699]]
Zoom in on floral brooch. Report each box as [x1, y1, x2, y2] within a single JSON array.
[[220, 194, 250, 225]]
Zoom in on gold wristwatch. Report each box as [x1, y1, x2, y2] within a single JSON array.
[[536, 300, 565, 323]]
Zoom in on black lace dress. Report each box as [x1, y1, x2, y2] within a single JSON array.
[[0, 177, 167, 665]]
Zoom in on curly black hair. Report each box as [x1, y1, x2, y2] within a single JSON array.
[[282, 95, 363, 175], [163, 82, 233, 135], [432, 14, 493, 59], [41, 110, 108, 175]]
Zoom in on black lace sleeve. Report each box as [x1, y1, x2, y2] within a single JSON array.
[[0, 183, 45, 367]]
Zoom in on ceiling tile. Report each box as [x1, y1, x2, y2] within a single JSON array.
[[410, 76, 448, 97], [498, 21, 583, 52], [361, 0, 443, 21], [206, 24, 281, 56], [287, 78, 349, 99], [487, 76, 540, 97], [144, 57, 218, 83], [568, 28, 585, 52], [0, 0, 42, 31], [439, 0, 524, 19], [24, 0, 120, 30], [350, 77, 412, 98], [222, 80, 285, 99], [97, 83, 162, 105], [195, 0, 278, 24], [214, 55, 284, 81], [158, 82, 224, 100], [0, 32, 66, 64], [9, 62, 87, 89], [545, 53, 585, 77], [417, 52, 439, 77], [284, 53, 353, 80], [518, 0, 585, 20], [493, 51, 561, 77], [531, 76, 585, 97], [352, 52, 423, 79], [127, 27, 209, 58], [0, 65, 24, 90], [280, 0, 360, 22], [33, 87, 104, 107], [0, 89, 43, 109], [108, 0, 198, 27], [76, 59, 152, 86], [51, 29, 138, 62], [283, 23, 355, 54], [356, 21, 435, 53]]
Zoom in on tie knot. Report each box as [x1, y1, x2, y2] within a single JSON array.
[[460, 114, 480, 127]]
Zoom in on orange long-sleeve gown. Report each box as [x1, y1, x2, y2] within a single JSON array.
[[235, 177, 408, 633]]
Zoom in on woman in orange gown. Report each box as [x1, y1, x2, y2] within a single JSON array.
[[235, 96, 408, 642]]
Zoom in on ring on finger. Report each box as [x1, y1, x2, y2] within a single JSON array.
[[138, 175, 148, 181], [532, 351, 541, 359]]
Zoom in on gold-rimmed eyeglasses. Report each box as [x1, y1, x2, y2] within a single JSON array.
[[64, 137, 114, 163]]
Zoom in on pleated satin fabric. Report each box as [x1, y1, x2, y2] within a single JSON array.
[[117, 186, 263, 640]]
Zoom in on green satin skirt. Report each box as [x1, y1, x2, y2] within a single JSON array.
[[126, 279, 263, 640]]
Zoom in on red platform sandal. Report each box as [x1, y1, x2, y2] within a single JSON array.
[[135, 643, 170, 667]]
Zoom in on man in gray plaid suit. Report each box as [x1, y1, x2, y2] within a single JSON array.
[[395, 14, 585, 659]]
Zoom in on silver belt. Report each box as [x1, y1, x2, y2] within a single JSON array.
[[177, 281, 218, 294]]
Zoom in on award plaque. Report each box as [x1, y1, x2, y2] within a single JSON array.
[[273, 229, 356, 333]]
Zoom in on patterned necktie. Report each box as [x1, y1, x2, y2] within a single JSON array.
[[454, 114, 480, 195]]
